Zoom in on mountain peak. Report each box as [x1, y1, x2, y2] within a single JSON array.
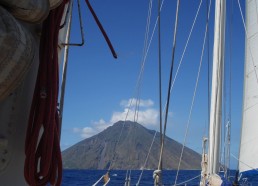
[[62, 121, 201, 170]]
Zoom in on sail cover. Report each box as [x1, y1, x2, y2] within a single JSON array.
[[239, 0, 258, 178]]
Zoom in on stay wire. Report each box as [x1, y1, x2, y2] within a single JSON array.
[[158, 0, 163, 168], [107, 0, 154, 172], [134, 2, 164, 181], [135, 0, 165, 95], [158, 0, 180, 171], [207, 0, 211, 140], [134, 0, 166, 125], [231, 153, 258, 173], [224, 0, 233, 179], [141, 0, 153, 64], [136, 131, 157, 186], [174, 0, 211, 184], [105, 0, 166, 178], [133, 0, 153, 123], [59, 0, 73, 138], [161, 0, 203, 115]]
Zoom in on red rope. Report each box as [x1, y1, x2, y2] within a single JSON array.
[[85, 0, 117, 59], [25, 1, 67, 185], [25, 1, 115, 185]]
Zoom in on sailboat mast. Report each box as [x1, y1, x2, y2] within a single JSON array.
[[208, 0, 226, 176]]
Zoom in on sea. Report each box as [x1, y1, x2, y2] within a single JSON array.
[[62, 170, 258, 186]]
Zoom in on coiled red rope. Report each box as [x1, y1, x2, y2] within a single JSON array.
[[25, 0, 116, 185], [24, 1, 68, 185]]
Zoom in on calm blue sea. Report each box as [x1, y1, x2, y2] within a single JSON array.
[[62, 169, 258, 185]]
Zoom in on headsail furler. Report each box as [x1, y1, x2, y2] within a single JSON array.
[[208, 0, 226, 183]]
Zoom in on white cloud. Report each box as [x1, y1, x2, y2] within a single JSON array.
[[81, 127, 97, 138], [72, 127, 97, 138], [110, 108, 158, 126], [92, 119, 112, 131], [73, 98, 161, 139]]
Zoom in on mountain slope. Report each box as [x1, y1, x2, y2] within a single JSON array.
[[62, 121, 201, 170]]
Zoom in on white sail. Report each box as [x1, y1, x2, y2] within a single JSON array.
[[208, 0, 226, 177], [239, 0, 258, 177]]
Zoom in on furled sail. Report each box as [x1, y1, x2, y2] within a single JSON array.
[[208, 0, 226, 177], [239, 0, 258, 178]]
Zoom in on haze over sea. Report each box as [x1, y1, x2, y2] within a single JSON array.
[[62, 170, 258, 185]]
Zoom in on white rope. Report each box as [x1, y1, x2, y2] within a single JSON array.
[[162, 0, 204, 115], [231, 153, 258, 173], [174, 0, 210, 184], [108, 0, 156, 171], [103, 178, 110, 186], [237, 0, 258, 85], [136, 131, 157, 186], [133, 0, 165, 122], [173, 174, 201, 186], [92, 175, 104, 186], [141, 0, 153, 64], [157, 0, 181, 176], [135, 0, 165, 90], [103, 0, 166, 180]]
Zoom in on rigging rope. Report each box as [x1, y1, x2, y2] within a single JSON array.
[[156, 1, 180, 185], [93, 0, 165, 184], [59, 0, 73, 137], [141, 0, 153, 64], [136, 131, 157, 186], [136, 0, 164, 89], [124, 169, 131, 186], [161, 0, 203, 116], [133, 0, 161, 123], [157, 0, 163, 171], [92, 175, 104, 186], [174, 0, 211, 184], [222, 0, 233, 169], [24, 1, 68, 185], [174, 174, 201, 186], [106, 0, 155, 172], [129, 0, 165, 183], [231, 153, 258, 173], [59, 0, 117, 131], [223, 0, 234, 179], [25, 0, 117, 185]]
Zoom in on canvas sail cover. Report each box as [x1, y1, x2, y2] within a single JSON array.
[[239, 0, 258, 178], [0, 6, 35, 101], [0, 0, 49, 23], [49, 0, 63, 10]]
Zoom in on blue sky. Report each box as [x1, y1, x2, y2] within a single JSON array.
[[60, 0, 245, 169]]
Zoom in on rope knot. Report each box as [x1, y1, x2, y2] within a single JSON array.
[[153, 169, 161, 185]]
